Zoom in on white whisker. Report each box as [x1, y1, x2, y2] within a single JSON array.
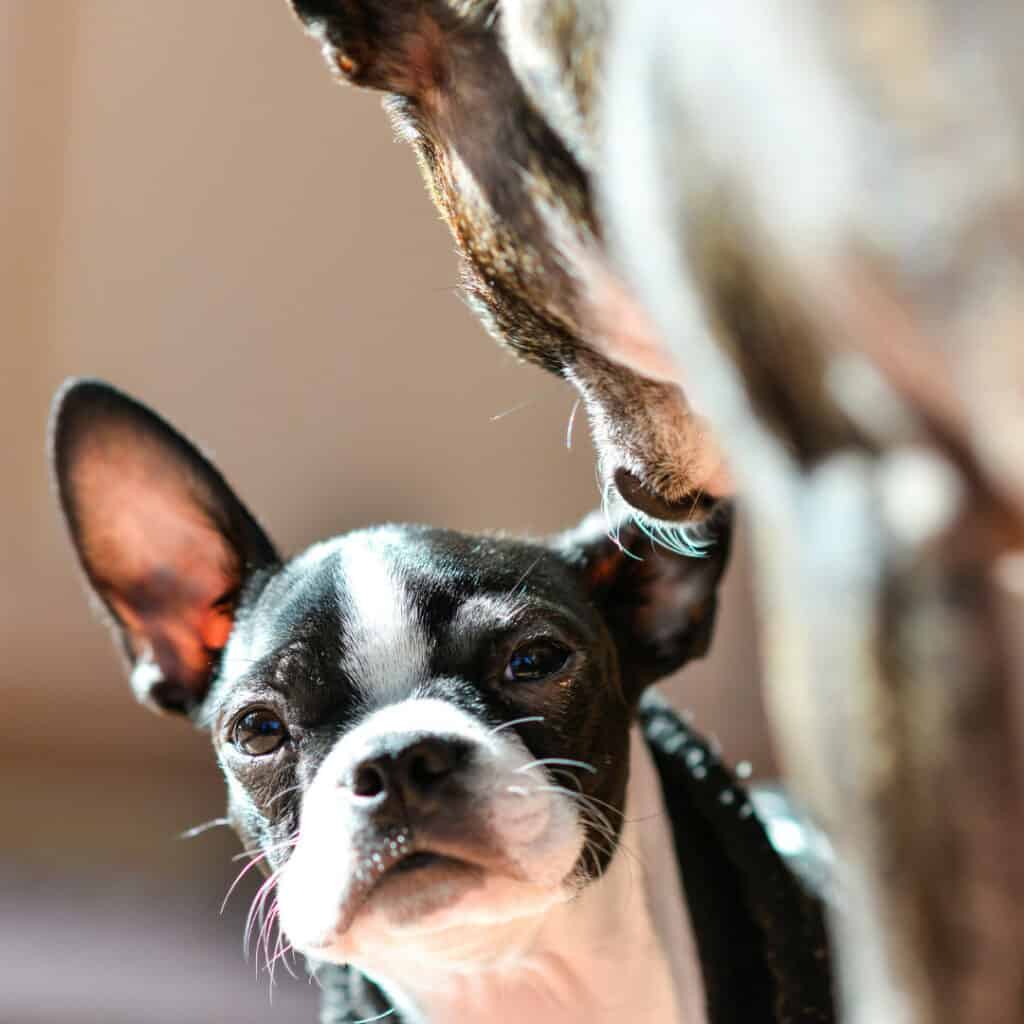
[[180, 817, 230, 840], [491, 715, 545, 735], [517, 757, 597, 775], [490, 399, 535, 422], [566, 398, 581, 450], [511, 554, 545, 597]]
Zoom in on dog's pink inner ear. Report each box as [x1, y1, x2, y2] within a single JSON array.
[[68, 431, 243, 713]]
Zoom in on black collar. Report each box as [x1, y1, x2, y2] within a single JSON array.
[[316, 695, 836, 1023]]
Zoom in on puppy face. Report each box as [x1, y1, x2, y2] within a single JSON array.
[[284, 0, 733, 523], [209, 527, 633, 966], [51, 380, 731, 970]]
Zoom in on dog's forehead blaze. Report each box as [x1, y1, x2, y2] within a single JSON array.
[[271, 527, 572, 620], [334, 531, 436, 706], [230, 527, 577, 673]]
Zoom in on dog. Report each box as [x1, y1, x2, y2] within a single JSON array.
[[51, 379, 832, 1023]]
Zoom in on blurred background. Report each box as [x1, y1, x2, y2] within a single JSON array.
[[1, 3, 769, 1021]]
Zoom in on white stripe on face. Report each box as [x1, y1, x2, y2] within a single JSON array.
[[337, 532, 432, 707]]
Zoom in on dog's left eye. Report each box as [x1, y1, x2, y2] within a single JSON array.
[[233, 709, 288, 756], [504, 639, 571, 683]]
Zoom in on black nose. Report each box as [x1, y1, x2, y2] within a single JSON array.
[[613, 467, 718, 523], [347, 737, 471, 816]]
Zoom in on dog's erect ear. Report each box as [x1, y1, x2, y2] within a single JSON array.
[[557, 505, 733, 695], [50, 380, 279, 716]]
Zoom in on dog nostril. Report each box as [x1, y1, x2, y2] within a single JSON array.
[[409, 747, 452, 788], [351, 761, 388, 799], [401, 738, 470, 796], [613, 467, 717, 524]]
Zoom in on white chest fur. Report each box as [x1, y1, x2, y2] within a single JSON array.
[[374, 726, 710, 1024]]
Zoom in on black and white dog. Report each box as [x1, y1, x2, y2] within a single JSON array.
[[50, 380, 833, 1024]]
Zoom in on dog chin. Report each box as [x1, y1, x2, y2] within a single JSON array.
[[277, 803, 585, 964], [281, 857, 579, 966]]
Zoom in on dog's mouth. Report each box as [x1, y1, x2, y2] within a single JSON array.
[[369, 843, 483, 891], [390, 850, 445, 874], [331, 835, 491, 936]]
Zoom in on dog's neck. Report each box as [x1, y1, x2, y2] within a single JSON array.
[[357, 725, 709, 1024]]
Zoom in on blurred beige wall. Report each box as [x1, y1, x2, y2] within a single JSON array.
[[1, 3, 768, 1018]]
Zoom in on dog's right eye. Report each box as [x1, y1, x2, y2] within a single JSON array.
[[233, 709, 288, 756]]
